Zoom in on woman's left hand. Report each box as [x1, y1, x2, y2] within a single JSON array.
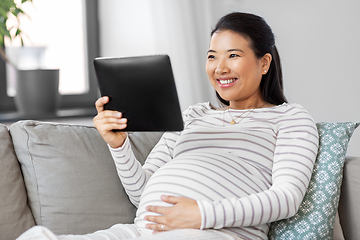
[[144, 195, 201, 233]]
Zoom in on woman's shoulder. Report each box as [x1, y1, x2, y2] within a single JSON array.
[[181, 102, 216, 122], [274, 102, 316, 128], [275, 102, 312, 117], [184, 102, 214, 112]]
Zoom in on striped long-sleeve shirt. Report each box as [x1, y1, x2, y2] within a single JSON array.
[[110, 102, 319, 239]]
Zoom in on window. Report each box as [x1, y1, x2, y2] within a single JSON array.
[[0, 0, 99, 114]]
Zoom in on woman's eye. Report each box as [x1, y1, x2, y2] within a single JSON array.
[[207, 55, 215, 59], [229, 54, 239, 58]]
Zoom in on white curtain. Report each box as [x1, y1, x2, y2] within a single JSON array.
[[148, 0, 218, 110]]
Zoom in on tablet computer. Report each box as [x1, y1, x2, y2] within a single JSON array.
[[93, 55, 184, 131]]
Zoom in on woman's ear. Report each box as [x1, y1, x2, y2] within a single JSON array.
[[262, 53, 272, 74]]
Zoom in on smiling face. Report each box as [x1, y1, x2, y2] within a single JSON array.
[[206, 30, 271, 109]]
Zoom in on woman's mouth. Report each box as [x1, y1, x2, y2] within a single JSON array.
[[217, 78, 238, 87]]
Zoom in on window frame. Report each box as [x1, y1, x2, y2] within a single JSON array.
[[0, 0, 99, 113]]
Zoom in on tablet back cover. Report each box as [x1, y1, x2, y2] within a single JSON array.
[[94, 55, 184, 131]]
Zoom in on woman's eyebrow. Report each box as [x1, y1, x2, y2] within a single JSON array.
[[207, 49, 244, 53], [228, 48, 244, 53]]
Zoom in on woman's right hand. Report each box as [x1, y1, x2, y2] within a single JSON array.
[[93, 96, 128, 148]]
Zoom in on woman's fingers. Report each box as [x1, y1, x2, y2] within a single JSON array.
[[94, 119, 126, 133], [94, 111, 127, 130], [94, 110, 121, 121], [94, 110, 122, 124], [93, 97, 128, 148], [95, 96, 109, 113], [93, 115, 128, 148], [145, 223, 167, 233], [144, 196, 201, 231]]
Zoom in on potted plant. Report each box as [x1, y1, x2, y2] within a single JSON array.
[[0, 0, 32, 67], [0, 0, 60, 118]]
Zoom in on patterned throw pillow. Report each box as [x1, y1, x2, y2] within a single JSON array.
[[269, 122, 359, 240]]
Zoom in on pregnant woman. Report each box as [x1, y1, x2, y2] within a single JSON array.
[[17, 12, 318, 240]]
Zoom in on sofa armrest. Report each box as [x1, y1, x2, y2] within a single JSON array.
[[338, 156, 360, 239], [0, 124, 35, 239]]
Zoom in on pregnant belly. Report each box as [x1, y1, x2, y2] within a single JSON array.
[[134, 151, 269, 235]]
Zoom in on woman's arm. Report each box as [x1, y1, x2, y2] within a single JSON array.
[[100, 102, 190, 207], [109, 106, 192, 207], [110, 131, 181, 207], [197, 105, 319, 229]]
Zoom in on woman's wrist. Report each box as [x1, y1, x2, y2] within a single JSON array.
[[108, 134, 128, 150]]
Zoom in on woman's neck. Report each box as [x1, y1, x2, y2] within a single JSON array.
[[229, 98, 268, 110]]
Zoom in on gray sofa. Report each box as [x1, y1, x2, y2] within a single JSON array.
[[0, 120, 358, 240]]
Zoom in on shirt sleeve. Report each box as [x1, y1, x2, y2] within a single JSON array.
[[109, 107, 193, 207], [197, 104, 319, 229], [109, 131, 180, 207]]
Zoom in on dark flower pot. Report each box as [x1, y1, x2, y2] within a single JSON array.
[[15, 69, 60, 117]]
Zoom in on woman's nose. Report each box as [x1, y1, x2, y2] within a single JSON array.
[[215, 60, 229, 74]]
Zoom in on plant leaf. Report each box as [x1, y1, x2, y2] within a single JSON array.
[[15, 28, 21, 37], [0, 0, 34, 47]]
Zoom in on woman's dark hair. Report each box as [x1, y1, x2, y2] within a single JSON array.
[[211, 12, 287, 106]]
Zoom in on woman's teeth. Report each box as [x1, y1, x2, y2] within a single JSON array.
[[219, 78, 236, 84]]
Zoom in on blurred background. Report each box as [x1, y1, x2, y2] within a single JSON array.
[[1, 0, 359, 156]]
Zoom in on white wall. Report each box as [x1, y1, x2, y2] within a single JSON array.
[[98, 0, 360, 156]]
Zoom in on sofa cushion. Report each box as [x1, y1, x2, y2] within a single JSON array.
[[10, 120, 161, 235], [269, 122, 359, 239], [0, 123, 35, 240]]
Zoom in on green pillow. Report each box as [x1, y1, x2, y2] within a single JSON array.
[[269, 122, 359, 240]]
